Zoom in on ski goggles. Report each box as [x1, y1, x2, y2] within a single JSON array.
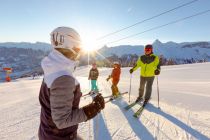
[[71, 46, 82, 60], [145, 48, 152, 52]]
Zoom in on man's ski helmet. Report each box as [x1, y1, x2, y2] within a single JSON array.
[[50, 27, 82, 59], [144, 44, 153, 55]]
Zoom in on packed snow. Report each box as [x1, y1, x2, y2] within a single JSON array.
[[0, 63, 210, 140]]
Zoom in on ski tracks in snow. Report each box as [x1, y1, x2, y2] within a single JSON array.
[[1, 66, 210, 140], [85, 77, 210, 140]]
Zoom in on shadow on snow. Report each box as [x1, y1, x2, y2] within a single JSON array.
[[146, 103, 209, 140], [111, 99, 154, 140], [93, 112, 112, 140]]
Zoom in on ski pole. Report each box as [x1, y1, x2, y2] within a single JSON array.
[[82, 91, 93, 97], [105, 99, 112, 104], [157, 76, 160, 109], [129, 74, 132, 103], [89, 79, 91, 91], [97, 80, 99, 92]]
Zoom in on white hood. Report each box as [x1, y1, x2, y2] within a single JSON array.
[[41, 49, 78, 88]]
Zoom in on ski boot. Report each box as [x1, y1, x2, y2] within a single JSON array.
[[111, 92, 120, 99], [135, 97, 143, 103]]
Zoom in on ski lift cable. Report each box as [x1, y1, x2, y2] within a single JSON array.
[[105, 9, 210, 45], [96, 0, 199, 40]]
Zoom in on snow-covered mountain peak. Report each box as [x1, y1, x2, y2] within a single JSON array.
[[97, 40, 210, 61], [152, 39, 162, 46]]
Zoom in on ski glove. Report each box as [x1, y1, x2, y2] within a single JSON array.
[[94, 94, 105, 109], [83, 94, 105, 120], [129, 69, 133, 74], [155, 69, 160, 75]]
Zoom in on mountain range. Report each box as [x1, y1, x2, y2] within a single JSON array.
[[0, 40, 210, 61], [98, 39, 210, 61], [0, 42, 51, 51]]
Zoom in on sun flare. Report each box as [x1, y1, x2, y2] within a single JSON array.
[[80, 33, 102, 53]]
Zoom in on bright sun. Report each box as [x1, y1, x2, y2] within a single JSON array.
[[80, 32, 102, 53], [82, 39, 99, 52]]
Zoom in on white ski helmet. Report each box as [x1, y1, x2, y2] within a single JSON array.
[[50, 26, 82, 55], [113, 61, 120, 65]]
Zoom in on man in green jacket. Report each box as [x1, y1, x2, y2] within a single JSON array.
[[129, 44, 160, 103]]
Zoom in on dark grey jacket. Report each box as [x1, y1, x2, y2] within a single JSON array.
[[88, 68, 99, 80], [38, 75, 87, 140]]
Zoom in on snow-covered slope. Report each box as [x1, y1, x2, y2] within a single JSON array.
[[0, 63, 210, 140], [99, 40, 210, 61]]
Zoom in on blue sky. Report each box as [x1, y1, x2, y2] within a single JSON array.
[[0, 0, 210, 48]]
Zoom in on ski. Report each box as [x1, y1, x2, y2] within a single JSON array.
[[124, 102, 138, 110], [82, 90, 101, 97], [133, 101, 148, 118], [124, 98, 144, 110], [124, 102, 137, 110], [105, 92, 128, 103], [82, 91, 93, 97], [105, 96, 120, 103], [104, 92, 128, 99]]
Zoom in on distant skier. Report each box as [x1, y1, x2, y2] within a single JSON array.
[[129, 44, 160, 103], [32, 73, 36, 79], [106, 61, 121, 98], [38, 27, 105, 140], [88, 62, 99, 92]]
